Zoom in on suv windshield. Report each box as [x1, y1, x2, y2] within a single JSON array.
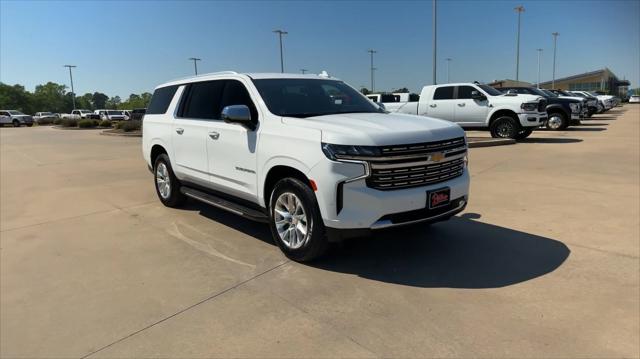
[[252, 79, 383, 118], [477, 85, 503, 96], [541, 90, 557, 97]]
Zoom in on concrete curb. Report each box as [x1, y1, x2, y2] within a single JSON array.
[[467, 137, 516, 148], [100, 129, 142, 137]]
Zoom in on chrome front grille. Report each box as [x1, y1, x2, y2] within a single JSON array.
[[364, 137, 467, 191]]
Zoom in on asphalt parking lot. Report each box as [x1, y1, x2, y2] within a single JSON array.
[[1, 106, 638, 358]]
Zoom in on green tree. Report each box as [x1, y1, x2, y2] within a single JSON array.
[[0, 83, 34, 113], [32, 82, 68, 113], [392, 87, 410, 93], [92, 92, 108, 109], [105, 96, 121, 109], [360, 87, 371, 95], [74, 94, 92, 110]]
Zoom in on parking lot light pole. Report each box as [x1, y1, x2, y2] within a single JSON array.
[[188, 58, 201, 75], [63, 65, 77, 110], [552, 32, 559, 88], [445, 58, 452, 83], [273, 29, 288, 73], [368, 49, 377, 92], [536, 49, 543, 88], [432, 0, 437, 85], [300, 69, 308, 74], [514, 5, 525, 81]]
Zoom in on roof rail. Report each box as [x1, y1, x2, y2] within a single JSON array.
[[202, 71, 238, 76]]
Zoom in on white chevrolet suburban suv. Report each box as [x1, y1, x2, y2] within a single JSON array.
[[384, 83, 547, 140], [142, 72, 470, 261]]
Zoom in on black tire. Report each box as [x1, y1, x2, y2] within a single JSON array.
[[268, 177, 328, 262], [153, 153, 186, 207], [26, 123, 33, 127], [489, 116, 519, 139], [12, 120, 20, 127], [546, 111, 568, 130], [514, 128, 533, 140]]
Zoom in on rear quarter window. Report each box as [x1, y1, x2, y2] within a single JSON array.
[[433, 86, 454, 100], [147, 85, 179, 115]]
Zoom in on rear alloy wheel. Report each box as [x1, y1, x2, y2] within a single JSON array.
[[12, 120, 20, 127], [490, 116, 519, 139], [546, 112, 568, 130], [269, 178, 327, 262], [153, 153, 186, 207]]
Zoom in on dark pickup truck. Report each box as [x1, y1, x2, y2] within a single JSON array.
[[498, 87, 585, 130]]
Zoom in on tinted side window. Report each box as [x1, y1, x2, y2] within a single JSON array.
[[380, 94, 398, 102], [433, 86, 454, 100], [457, 86, 477, 99], [181, 81, 225, 120], [220, 80, 258, 122], [147, 85, 178, 115], [409, 93, 420, 102]]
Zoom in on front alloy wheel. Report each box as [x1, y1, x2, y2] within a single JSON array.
[[269, 177, 327, 262], [274, 192, 309, 249]]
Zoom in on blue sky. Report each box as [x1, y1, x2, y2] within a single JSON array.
[[1, 0, 638, 97]]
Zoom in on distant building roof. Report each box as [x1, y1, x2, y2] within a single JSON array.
[[488, 79, 533, 88], [538, 68, 629, 86]]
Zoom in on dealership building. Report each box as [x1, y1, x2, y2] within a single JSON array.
[[489, 68, 630, 97], [538, 68, 630, 96]]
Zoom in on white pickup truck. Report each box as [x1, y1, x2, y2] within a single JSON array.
[[384, 83, 548, 140], [61, 109, 95, 120]]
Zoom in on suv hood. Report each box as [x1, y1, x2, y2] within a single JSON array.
[[282, 112, 465, 146], [558, 95, 587, 102]]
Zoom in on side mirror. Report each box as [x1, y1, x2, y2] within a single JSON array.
[[221, 105, 255, 130], [471, 90, 486, 100]]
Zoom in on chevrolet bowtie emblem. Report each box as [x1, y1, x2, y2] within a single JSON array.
[[430, 152, 445, 162]]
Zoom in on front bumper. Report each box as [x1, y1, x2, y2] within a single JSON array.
[[326, 196, 467, 241], [518, 112, 547, 127], [308, 157, 470, 230]]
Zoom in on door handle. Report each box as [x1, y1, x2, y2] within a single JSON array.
[[175, 128, 184, 135], [457, 103, 466, 107], [208, 131, 220, 140], [429, 104, 437, 108]]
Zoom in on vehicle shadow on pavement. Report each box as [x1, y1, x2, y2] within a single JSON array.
[[187, 201, 570, 289], [313, 213, 570, 289], [578, 123, 609, 126], [519, 137, 583, 144], [184, 201, 274, 245], [565, 127, 607, 131]]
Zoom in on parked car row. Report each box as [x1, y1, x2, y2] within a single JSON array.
[[381, 82, 547, 139], [374, 83, 621, 138], [0, 108, 148, 126]]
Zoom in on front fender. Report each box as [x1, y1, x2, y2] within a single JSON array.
[[258, 156, 320, 206]]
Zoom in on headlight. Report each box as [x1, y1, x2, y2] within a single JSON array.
[[321, 143, 381, 160], [569, 103, 580, 113], [521, 102, 538, 111]]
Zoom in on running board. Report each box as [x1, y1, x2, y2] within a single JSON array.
[[180, 186, 269, 223]]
